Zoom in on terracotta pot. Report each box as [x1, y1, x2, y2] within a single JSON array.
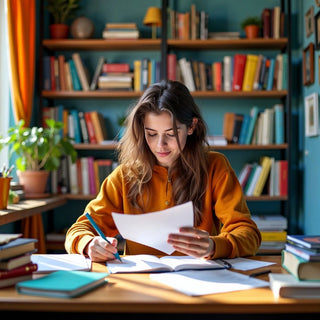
[[50, 24, 69, 39], [244, 25, 260, 39], [17, 170, 50, 198]]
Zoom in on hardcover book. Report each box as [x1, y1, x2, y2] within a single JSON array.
[[0, 238, 37, 261], [286, 235, 320, 249]]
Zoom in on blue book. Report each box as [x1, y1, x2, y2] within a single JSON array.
[[43, 56, 51, 90], [70, 109, 81, 143], [266, 58, 275, 91], [0, 238, 37, 261], [274, 104, 284, 144], [244, 106, 259, 145], [16, 270, 108, 298], [282, 54, 288, 90], [238, 114, 250, 144], [68, 60, 82, 91]]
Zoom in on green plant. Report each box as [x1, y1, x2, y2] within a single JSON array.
[[46, 0, 80, 24], [0, 119, 77, 172], [240, 16, 262, 29], [117, 114, 127, 127]]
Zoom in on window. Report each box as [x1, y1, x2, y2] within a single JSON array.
[[0, 0, 9, 165]]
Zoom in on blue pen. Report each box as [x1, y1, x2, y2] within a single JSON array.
[[85, 212, 122, 262]]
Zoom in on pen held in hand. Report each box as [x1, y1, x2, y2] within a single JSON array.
[[85, 212, 122, 262]]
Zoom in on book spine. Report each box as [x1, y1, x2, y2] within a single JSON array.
[[58, 55, 67, 91], [68, 60, 82, 91], [72, 53, 90, 91], [84, 112, 97, 144], [43, 56, 51, 90], [0, 263, 37, 280], [102, 63, 130, 73], [90, 56, 105, 90], [232, 54, 246, 91]]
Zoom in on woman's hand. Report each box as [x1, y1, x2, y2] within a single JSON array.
[[167, 227, 214, 259], [85, 236, 118, 262]]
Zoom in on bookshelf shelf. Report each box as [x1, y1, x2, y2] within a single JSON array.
[[73, 143, 288, 151], [167, 38, 288, 50], [42, 39, 161, 51], [42, 90, 288, 99]]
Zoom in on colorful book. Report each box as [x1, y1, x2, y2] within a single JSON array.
[[0, 253, 32, 271], [232, 54, 246, 91], [281, 250, 320, 281], [244, 106, 259, 144], [285, 243, 320, 262], [242, 54, 259, 91], [286, 235, 320, 250], [0, 262, 37, 280], [252, 156, 272, 196], [72, 53, 90, 91], [90, 56, 105, 90], [16, 270, 108, 298], [0, 238, 37, 261]]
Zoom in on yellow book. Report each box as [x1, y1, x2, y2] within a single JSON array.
[[242, 54, 259, 91], [252, 156, 273, 196], [133, 60, 141, 92], [261, 230, 287, 241]]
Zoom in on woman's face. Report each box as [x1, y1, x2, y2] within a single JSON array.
[[144, 111, 190, 168]]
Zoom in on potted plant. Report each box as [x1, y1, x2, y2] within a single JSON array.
[[0, 119, 77, 197], [117, 114, 127, 140], [46, 0, 80, 39], [241, 16, 262, 39]]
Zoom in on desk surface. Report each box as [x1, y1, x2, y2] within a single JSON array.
[[0, 255, 319, 316], [0, 196, 67, 226]]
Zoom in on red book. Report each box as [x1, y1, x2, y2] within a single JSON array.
[[262, 8, 271, 38], [102, 63, 130, 73], [232, 54, 247, 91], [84, 112, 97, 144], [0, 262, 37, 280], [167, 53, 177, 81], [213, 62, 222, 91], [279, 160, 288, 196], [58, 55, 67, 91]]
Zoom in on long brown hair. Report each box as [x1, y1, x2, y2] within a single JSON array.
[[118, 80, 209, 225]]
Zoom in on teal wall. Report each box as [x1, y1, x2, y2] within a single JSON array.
[[300, 0, 320, 234]]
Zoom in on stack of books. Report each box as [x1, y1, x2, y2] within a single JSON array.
[[252, 215, 287, 252], [282, 235, 320, 281], [269, 235, 320, 299], [0, 234, 38, 288], [98, 62, 133, 91], [102, 23, 140, 39]]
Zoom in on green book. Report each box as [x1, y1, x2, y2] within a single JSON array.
[[16, 270, 108, 298]]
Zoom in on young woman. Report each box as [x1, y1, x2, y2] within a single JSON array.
[[65, 80, 261, 262]]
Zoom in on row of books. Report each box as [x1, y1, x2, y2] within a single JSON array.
[[261, 6, 285, 39], [51, 156, 118, 196], [167, 53, 287, 93], [222, 104, 284, 145], [282, 235, 320, 281], [43, 106, 109, 144], [102, 22, 140, 39], [0, 234, 37, 288], [252, 215, 288, 252], [167, 4, 209, 40], [238, 157, 288, 197]]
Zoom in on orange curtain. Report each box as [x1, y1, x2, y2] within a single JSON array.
[[7, 0, 46, 253]]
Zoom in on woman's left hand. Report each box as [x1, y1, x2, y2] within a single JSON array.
[[167, 227, 214, 259]]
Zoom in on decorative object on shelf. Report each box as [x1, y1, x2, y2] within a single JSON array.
[[316, 0, 320, 7], [70, 16, 94, 39], [240, 16, 262, 39], [46, 0, 80, 39], [0, 119, 77, 198], [143, 7, 162, 39], [305, 6, 315, 38], [314, 11, 320, 50], [117, 114, 127, 140], [303, 43, 315, 86], [304, 92, 319, 137]]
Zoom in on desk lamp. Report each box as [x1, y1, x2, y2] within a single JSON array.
[[143, 7, 162, 39]]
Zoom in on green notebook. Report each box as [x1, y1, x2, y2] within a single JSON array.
[[16, 270, 108, 298]]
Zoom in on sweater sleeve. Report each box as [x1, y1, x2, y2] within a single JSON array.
[[64, 166, 125, 255], [207, 153, 261, 259]]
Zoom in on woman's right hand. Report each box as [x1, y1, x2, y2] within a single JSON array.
[[85, 236, 118, 262]]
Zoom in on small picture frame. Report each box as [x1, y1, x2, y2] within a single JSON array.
[[305, 6, 315, 37], [303, 43, 315, 86], [315, 11, 320, 49], [305, 93, 319, 137], [315, 0, 320, 7]]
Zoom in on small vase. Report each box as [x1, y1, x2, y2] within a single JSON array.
[[17, 170, 50, 199], [50, 24, 69, 39], [244, 25, 260, 39]]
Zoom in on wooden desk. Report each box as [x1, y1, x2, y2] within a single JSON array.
[[0, 196, 67, 226], [0, 256, 319, 320]]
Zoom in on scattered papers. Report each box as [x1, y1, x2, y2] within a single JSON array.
[[112, 201, 194, 254], [150, 269, 268, 296], [222, 257, 276, 271], [31, 254, 91, 273]]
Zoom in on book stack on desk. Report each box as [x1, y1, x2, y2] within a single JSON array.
[[282, 235, 320, 281], [0, 234, 38, 288]]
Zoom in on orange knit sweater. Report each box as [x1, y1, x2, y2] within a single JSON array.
[[65, 152, 261, 258]]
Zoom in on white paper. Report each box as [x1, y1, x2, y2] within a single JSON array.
[[221, 257, 276, 271], [112, 201, 194, 254], [31, 254, 92, 273], [150, 269, 268, 296]]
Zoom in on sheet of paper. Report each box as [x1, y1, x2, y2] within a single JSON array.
[[31, 254, 92, 273], [222, 257, 276, 271], [112, 201, 194, 254], [150, 269, 268, 296]]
